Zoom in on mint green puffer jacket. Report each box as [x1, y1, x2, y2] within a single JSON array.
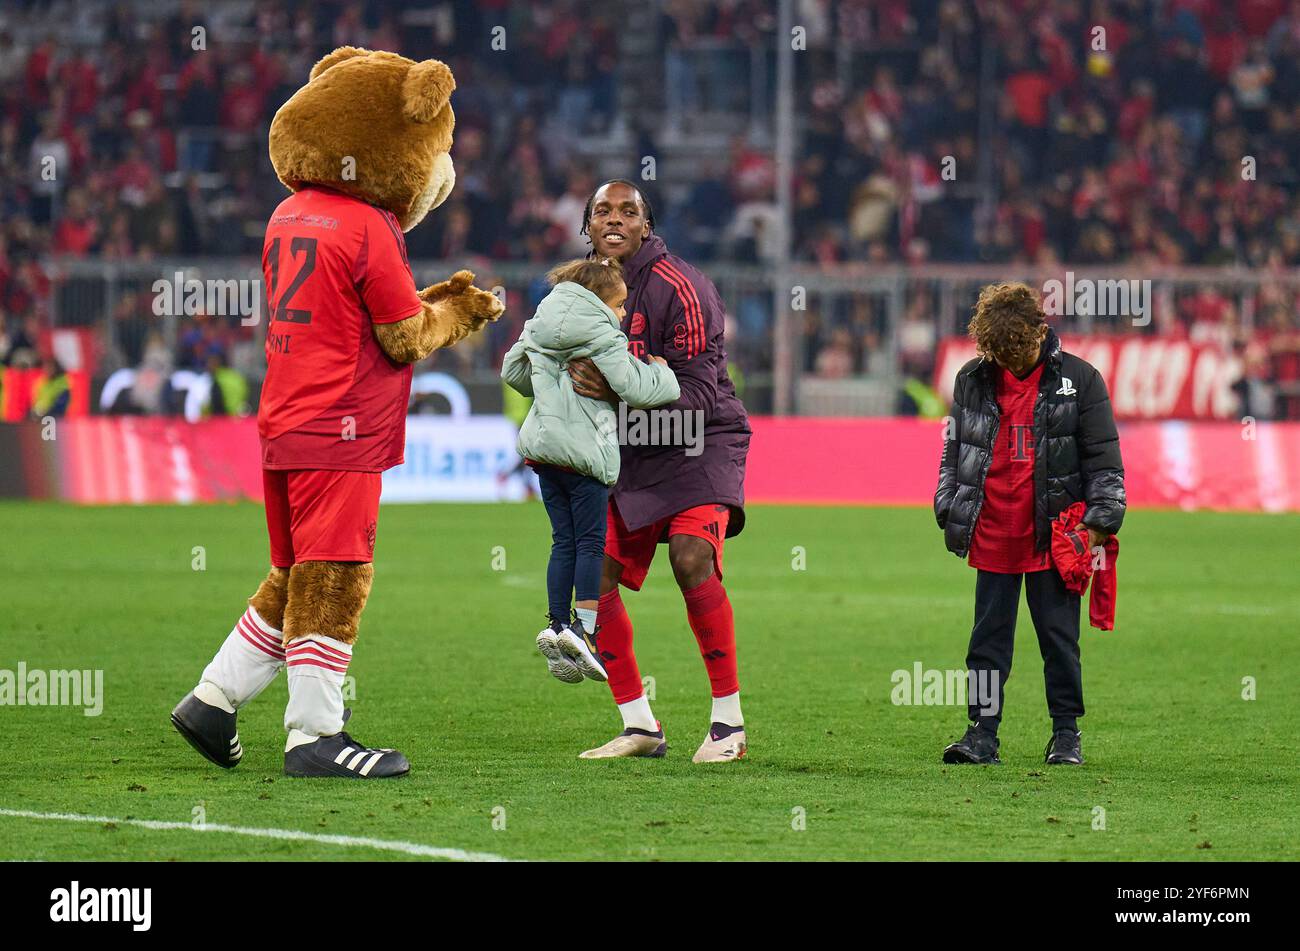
[[501, 281, 680, 486]]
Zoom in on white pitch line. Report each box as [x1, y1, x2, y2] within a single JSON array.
[[0, 808, 512, 862]]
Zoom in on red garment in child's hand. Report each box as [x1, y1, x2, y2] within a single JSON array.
[[1050, 501, 1119, 630]]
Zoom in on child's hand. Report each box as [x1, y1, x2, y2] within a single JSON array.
[[1076, 522, 1107, 548], [650, 355, 668, 366]]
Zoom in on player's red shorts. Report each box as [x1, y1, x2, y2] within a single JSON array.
[[263, 469, 382, 567], [606, 499, 729, 591]]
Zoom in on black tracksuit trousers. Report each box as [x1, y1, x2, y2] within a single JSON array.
[[966, 569, 1083, 733]]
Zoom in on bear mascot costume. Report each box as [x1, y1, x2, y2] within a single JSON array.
[[171, 47, 503, 778]]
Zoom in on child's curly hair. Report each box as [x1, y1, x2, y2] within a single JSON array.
[[968, 282, 1046, 367], [546, 257, 624, 302]]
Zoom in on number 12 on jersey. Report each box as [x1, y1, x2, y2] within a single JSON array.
[[266, 236, 317, 324]]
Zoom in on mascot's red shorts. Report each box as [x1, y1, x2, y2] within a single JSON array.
[[263, 469, 382, 567], [606, 499, 728, 591]]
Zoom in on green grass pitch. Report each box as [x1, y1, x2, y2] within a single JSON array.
[[1, 500, 1296, 861]]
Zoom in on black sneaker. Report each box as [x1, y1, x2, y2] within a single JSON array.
[[284, 728, 410, 778], [1044, 728, 1083, 765], [942, 724, 1001, 765], [171, 687, 241, 769], [558, 614, 608, 683]]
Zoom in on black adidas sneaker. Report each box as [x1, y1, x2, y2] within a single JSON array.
[[1044, 728, 1084, 765], [284, 728, 410, 779], [942, 724, 1002, 765], [171, 686, 242, 768]]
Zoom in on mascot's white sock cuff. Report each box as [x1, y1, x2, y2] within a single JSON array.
[[283, 634, 353, 738], [199, 606, 285, 709]]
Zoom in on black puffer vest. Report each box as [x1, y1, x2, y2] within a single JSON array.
[[934, 329, 1126, 557]]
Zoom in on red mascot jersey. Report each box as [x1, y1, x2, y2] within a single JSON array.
[[258, 185, 422, 472]]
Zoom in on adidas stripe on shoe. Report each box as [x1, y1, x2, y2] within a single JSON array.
[[283, 728, 410, 779]]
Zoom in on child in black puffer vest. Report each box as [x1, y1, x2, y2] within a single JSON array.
[[934, 282, 1125, 767]]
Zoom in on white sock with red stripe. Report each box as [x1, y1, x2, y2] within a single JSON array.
[[283, 634, 352, 738], [198, 606, 285, 710]]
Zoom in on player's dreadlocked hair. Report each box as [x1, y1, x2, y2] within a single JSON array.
[[547, 257, 625, 301], [579, 179, 657, 237], [968, 282, 1047, 368]]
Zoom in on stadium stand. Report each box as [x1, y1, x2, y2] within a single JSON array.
[[1, 0, 1298, 418]]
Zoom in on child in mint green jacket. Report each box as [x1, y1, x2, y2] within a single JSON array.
[[502, 258, 679, 685]]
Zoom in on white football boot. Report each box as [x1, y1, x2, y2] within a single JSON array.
[[579, 724, 667, 759], [692, 723, 748, 763]]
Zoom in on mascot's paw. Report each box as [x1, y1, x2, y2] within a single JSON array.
[[418, 268, 475, 301], [419, 269, 504, 335]]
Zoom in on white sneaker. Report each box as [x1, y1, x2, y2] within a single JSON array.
[[537, 617, 582, 684]]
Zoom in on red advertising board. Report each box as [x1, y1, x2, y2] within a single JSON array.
[[57, 416, 263, 503], [933, 336, 1242, 420], [3, 415, 1299, 513], [745, 417, 1300, 512]]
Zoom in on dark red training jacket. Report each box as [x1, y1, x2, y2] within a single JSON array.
[[611, 234, 751, 536]]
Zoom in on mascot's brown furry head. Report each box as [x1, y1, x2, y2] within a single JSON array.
[[269, 47, 457, 232]]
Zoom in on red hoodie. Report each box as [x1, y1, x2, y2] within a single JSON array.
[[1050, 501, 1119, 630]]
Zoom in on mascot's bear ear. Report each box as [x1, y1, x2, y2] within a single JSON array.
[[402, 59, 456, 123], [310, 45, 370, 81]]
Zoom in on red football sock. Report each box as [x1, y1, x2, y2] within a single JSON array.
[[598, 588, 642, 705], [683, 574, 739, 698]]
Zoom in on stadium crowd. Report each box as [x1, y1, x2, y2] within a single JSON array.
[[0, 0, 1298, 417], [791, 0, 1300, 268]]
